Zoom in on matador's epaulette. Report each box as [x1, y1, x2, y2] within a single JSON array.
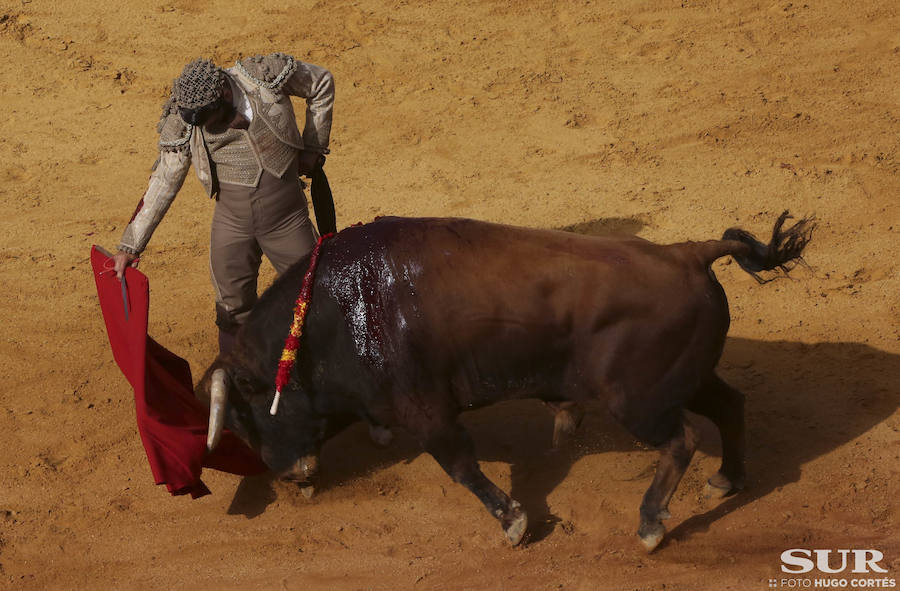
[[157, 111, 193, 153], [235, 53, 298, 92]]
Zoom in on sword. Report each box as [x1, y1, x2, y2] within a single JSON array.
[[95, 245, 133, 321], [120, 274, 130, 321]]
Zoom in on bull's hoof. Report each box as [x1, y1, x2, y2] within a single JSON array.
[[639, 529, 665, 552], [704, 481, 731, 499], [300, 485, 315, 499], [637, 522, 666, 552], [705, 472, 745, 499], [501, 501, 528, 545]]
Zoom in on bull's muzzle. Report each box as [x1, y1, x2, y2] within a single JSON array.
[[207, 368, 228, 453], [281, 454, 319, 482], [280, 455, 319, 499], [299, 454, 319, 480]]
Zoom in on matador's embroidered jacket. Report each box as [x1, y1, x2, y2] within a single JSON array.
[[118, 53, 334, 255]]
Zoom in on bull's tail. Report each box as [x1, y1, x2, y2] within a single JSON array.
[[699, 211, 816, 283]]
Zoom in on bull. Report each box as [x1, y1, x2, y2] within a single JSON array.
[[196, 212, 814, 551]]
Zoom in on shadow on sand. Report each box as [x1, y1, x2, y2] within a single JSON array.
[[556, 216, 647, 237]]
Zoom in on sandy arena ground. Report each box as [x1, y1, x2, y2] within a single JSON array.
[[1, 1, 898, 589]]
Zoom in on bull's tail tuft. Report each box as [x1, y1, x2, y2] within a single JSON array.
[[721, 211, 816, 284]]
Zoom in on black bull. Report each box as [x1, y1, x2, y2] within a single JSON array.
[[196, 213, 814, 551]]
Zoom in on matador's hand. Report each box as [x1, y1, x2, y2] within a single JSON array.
[[298, 150, 326, 176], [113, 250, 140, 279]]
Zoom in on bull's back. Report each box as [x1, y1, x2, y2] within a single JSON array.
[[383, 217, 703, 330]]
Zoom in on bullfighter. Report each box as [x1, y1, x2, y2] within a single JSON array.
[[112, 53, 336, 354]]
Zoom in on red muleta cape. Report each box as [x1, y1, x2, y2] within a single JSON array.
[[91, 246, 266, 498]]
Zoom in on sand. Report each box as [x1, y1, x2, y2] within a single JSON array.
[[0, 0, 897, 589]]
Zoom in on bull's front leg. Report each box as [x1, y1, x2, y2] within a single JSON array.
[[421, 422, 528, 545]]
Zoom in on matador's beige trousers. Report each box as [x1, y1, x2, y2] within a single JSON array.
[[209, 158, 317, 333]]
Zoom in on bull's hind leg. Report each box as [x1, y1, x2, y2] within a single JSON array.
[[686, 373, 746, 498], [419, 422, 528, 545], [637, 414, 700, 552]]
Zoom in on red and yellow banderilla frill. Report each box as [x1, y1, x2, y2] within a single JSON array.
[[270, 232, 334, 415]]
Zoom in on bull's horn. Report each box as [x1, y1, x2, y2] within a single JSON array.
[[207, 368, 228, 453]]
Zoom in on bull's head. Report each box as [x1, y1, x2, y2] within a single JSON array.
[[195, 360, 328, 491]]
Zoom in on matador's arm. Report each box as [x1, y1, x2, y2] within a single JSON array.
[[280, 60, 335, 155], [118, 123, 192, 255]]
